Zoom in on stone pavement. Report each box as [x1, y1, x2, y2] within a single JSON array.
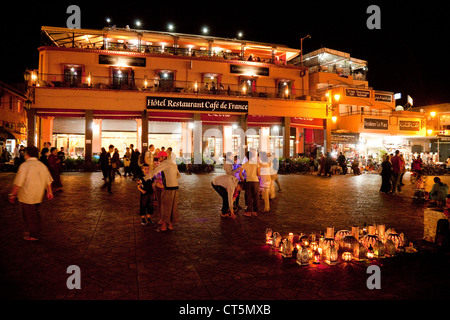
[[0, 170, 449, 301]]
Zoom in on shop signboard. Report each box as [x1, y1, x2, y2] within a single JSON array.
[[147, 96, 248, 113], [364, 118, 388, 130], [399, 120, 420, 131], [230, 64, 269, 77], [99, 54, 146, 67], [345, 88, 371, 99], [375, 93, 393, 103]]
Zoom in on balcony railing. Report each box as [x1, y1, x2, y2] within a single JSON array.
[[34, 73, 322, 101], [338, 110, 393, 117]]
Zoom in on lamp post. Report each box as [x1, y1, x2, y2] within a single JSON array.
[[300, 34, 311, 97], [300, 34, 311, 67]]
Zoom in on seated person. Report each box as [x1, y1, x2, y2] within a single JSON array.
[[429, 177, 449, 206]]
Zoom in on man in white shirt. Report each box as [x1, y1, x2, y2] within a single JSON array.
[[8, 146, 54, 241], [211, 174, 244, 219], [143, 151, 181, 232]]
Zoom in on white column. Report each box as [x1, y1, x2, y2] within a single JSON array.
[[136, 119, 142, 152], [223, 125, 232, 154], [92, 119, 102, 154], [260, 127, 270, 153]]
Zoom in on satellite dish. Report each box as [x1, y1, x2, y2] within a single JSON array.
[[395, 105, 404, 111]]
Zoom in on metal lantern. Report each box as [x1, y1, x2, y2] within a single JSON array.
[[265, 228, 273, 244], [335, 230, 351, 250], [272, 232, 282, 251], [325, 245, 338, 265], [299, 233, 309, 246], [373, 239, 386, 258], [313, 249, 320, 264], [296, 245, 310, 266], [386, 228, 404, 249], [281, 239, 293, 258], [342, 226, 359, 252], [361, 225, 379, 250], [288, 232, 294, 244], [385, 239, 396, 257], [342, 252, 353, 262], [377, 224, 386, 242], [321, 227, 337, 252], [353, 241, 367, 262]]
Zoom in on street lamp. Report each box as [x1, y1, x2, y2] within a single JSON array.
[[24, 100, 32, 110]]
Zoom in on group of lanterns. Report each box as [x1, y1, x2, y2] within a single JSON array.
[[265, 223, 412, 266]]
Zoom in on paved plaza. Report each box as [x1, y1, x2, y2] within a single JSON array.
[[0, 169, 449, 301]]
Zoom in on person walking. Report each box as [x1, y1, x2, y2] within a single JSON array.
[[379, 155, 392, 194], [337, 152, 347, 174], [100, 147, 108, 180], [211, 174, 245, 219], [112, 148, 121, 180], [8, 146, 54, 241], [143, 151, 181, 232], [239, 150, 260, 217], [48, 147, 63, 192], [123, 147, 132, 177], [100, 145, 115, 194], [269, 152, 282, 192]]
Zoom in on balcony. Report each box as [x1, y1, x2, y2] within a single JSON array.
[[33, 73, 322, 101]]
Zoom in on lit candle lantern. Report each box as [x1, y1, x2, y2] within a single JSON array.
[[342, 252, 353, 262], [265, 228, 273, 244], [367, 244, 374, 259], [288, 233, 294, 243], [314, 250, 320, 264]]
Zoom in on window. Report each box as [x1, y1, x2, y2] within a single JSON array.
[[239, 77, 257, 94], [277, 80, 293, 98], [157, 71, 174, 90], [63, 65, 83, 86]]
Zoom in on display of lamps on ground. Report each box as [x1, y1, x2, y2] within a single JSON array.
[[264, 222, 413, 266]]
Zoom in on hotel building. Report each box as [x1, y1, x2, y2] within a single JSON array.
[[26, 26, 329, 167]]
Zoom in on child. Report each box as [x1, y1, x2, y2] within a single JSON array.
[[138, 164, 155, 226]]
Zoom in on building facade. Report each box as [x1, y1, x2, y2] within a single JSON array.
[[26, 26, 329, 166], [0, 81, 27, 154], [302, 48, 428, 165]]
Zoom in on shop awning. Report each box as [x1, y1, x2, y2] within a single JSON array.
[[291, 117, 324, 129], [0, 128, 23, 141], [94, 110, 142, 119], [201, 113, 241, 125], [148, 112, 193, 122], [36, 109, 85, 118], [247, 115, 283, 127]]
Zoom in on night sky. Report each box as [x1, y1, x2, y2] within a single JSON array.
[[1, 1, 448, 107]]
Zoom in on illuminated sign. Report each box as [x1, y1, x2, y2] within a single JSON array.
[[99, 55, 146, 67], [230, 64, 269, 76], [399, 120, 420, 131], [147, 96, 248, 113], [364, 118, 388, 130]]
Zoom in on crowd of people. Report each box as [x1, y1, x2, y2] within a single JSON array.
[[211, 149, 282, 219], [7, 140, 450, 242], [100, 143, 180, 233]]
